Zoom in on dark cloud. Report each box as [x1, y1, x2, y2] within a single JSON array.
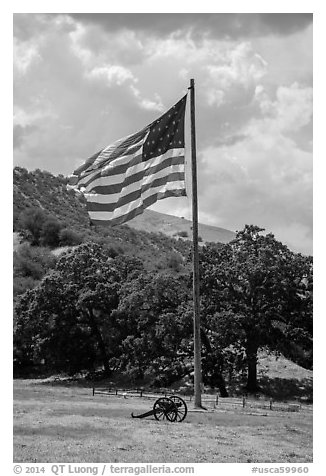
[[259, 13, 312, 35], [13, 14, 43, 40], [13, 13, 75, 41], [69, 13, 312, 40]]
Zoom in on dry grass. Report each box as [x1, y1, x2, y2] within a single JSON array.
[[14, 379, 312, 463]]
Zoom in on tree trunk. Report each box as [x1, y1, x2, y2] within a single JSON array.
[[86, 308, 111, 375], [212, 373, 229, 397], [200, 328, 229, 397], [245, 342, 259, 393]]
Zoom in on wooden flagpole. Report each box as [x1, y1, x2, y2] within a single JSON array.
[[189, 78, 202, 408]]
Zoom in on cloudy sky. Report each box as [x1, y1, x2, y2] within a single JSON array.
[[13, 12, 313, 255]]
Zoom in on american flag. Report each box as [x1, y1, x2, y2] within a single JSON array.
[[70, 95, 187, 226]]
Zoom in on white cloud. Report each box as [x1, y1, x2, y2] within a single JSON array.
[[87, 65, 136, 86], [14, 107, 47, 127], [203, 42, 268, 107], [147, 33, 197, 60], [197, 83, 312, 254], [254, 82, 313, 133], [146, 37, 268, 108], [69, 20, 165, 114], [129, 86, 165, 112], [206, 42, 267, 89], [69, 23, 93, 66], [13, 38, 41, 74], [206, 89, 225, 107], [252, 23, 312, 88], [69, 19, 147, 68]]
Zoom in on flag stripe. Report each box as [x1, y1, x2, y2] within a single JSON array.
[[88, 183, 186, 225], [86, 153, 185, 194], [80, 152, 143, 189], [71, 94, 187, 226], [73, 149, 104, 176], [95, 131, 145, 164], [82, 136, 181, 190], [86, 171, 185, 211], [87, 163, 184, 202], [76, 134, 148, 187]]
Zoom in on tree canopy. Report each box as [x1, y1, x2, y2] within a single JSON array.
[[14, 242, 144, 374], [198, 225, 313, 391], [14, 226, 313, 394]]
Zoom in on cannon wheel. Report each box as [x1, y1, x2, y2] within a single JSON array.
[[153, 397, 177, 422], [169, 395, 188, 422]]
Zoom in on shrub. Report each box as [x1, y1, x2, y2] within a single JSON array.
[[59, 228, 83, 246], [166, 252, 183, 272], [13, 276, 39, 298], [40, 219, 62, 247], [13, 244, 57, 297], [175, 230, 188, 238], [18, 208, 47, 245], [106, 246, 121, 258]]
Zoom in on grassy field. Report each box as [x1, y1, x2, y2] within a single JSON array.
[[13, 379, 312, 463]]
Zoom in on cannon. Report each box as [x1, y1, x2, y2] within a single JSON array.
[[131, 395, 188, 422]]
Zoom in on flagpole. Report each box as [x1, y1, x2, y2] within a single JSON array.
[[189, 78, 202, 408]]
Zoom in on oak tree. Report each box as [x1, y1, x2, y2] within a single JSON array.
[[199, 225, 313, 392]]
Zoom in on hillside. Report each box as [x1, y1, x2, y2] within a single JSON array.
[[128, 209, 235, 243], [13, 167, 235, 270]]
